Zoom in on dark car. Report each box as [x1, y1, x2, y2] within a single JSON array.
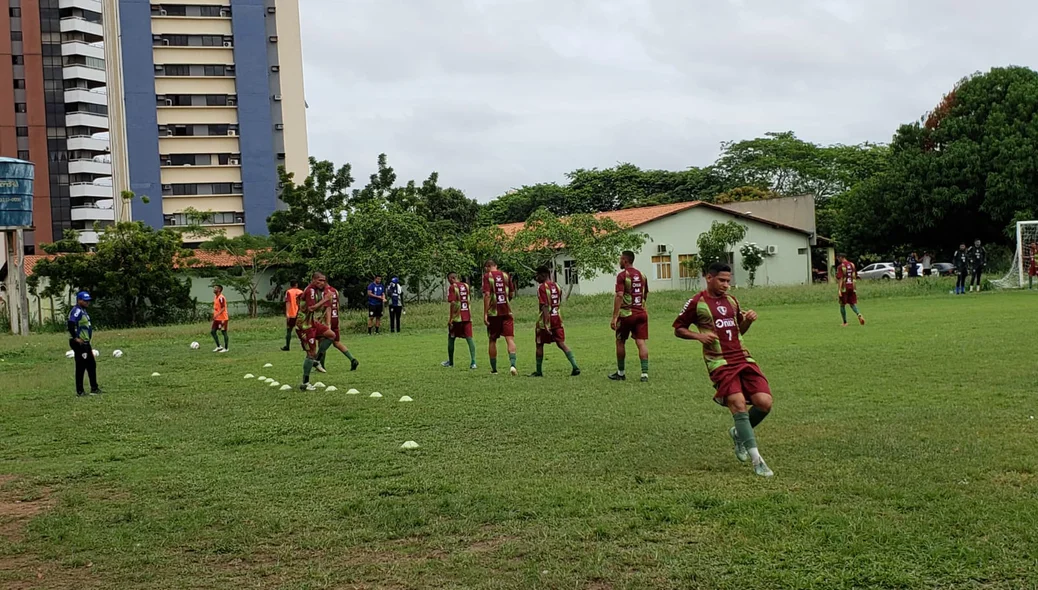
[[932, 262, 956, 277]]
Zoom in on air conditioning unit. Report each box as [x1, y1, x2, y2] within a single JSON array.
[[228, 158, 239, 165], [159, 8, 167, 16], [227, 129, 237, 136], [164, 99, 173, 106], [162, 184, 173, 190], [222, 41, 232, 47], [270, 65, 280, 72], [274, 123, 283, 130], [161, 158, 172, 166], [165, 128, 174, 136], [220, 8, 230, 17], [655, 244, 670, 255], [161, 39, 169, 46], [766, 245, 778, 255], [227, 98, 236, 106], [235, 215, 244, 224], [272, 94, 281, 101], [269, 36, 278, 43], [154, 65, 164, 72], [232, 182, 243, 191], [266, 6, 276, 13]]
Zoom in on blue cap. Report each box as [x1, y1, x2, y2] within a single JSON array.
[[391, 277, 399, 284], [76, 291, 92, 302]]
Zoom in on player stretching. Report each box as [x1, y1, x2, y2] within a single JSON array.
[[673, 262, 774, 477], [297, 273, 337, 389], [281, 280, 303, 351], [610, 251, 649, 382], [442, 272, 477, 369], [211, 285, 229, 352], [482, 260, 517, 375], [836, 254, 865, 326], [315, 281, 360, 372], [531, 266, 580, 377]]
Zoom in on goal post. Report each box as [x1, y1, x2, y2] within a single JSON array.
[[993, 220, 1038, 289]]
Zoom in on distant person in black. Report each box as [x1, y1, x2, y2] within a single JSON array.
[[907, 252, 919, 278], [68, 291, 102, 397], [967, 239, 987, 292], [387, 277, 403, 333], [952, 243, 968, 294]]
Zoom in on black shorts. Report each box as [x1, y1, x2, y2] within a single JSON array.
[[368, 304, 384, 318]]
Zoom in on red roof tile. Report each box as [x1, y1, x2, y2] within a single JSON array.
[[18, 250, 267, 277]]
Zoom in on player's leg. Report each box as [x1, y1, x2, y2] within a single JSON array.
[[635, 338, 649, 382], [748, 392, 773, 428], [444, 335, 456, 367], [610, 333, 627, 380], [465, 324, 477, 369], [210, 322, 222, 351], [85, 346, 99, 392], [488, 334, 499, 374], [332, 334, 358, 370], [73, 340, 87, 395], [221, 324, 229, 351], [283, 318, 294, 351], [840, 304, 847, 325], [505, 335, 517, 375], [375, 307, 382, 334], [556, 337, 580, 375], [367, 308, 374, 334], [725, 393, 773, 477], [532, 337, 544, 377]]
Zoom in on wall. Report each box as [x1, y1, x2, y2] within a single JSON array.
[[717, 195, 817, 244]]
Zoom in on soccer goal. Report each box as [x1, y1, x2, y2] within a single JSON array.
[[992, 221, 1038, 289]]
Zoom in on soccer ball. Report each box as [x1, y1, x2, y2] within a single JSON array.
[[65, 350, 74, 359], [92, 349, 99, 358], [190, 341, 200, 350], [112, 350, 123, 358]]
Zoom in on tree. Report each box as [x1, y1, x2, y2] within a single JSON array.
[[679, 253, 702, 290], [739, 243, 768, 287], [837, 66, 1038, 255], [29, 222, 194, 327], [696, 220, 748, 274], [183, 234, 277, 318], [714, 185, 779, 204]]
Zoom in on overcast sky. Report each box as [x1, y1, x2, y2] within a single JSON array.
[[298, 0, 1032, 202]]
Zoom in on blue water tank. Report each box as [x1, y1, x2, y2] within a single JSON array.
[[0, 157, 34, 228]]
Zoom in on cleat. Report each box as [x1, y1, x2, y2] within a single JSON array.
[[842, 323, 848, 327], [753, 459, 774, 478], [470, 363, 478, 370], [212, 347, 224, 353], [509, 366, 518, 376], [314, 363, 327, 374], [529, 372, 543, 377], [640, 374, 649, 383], [90, 388, 104, 396], [490, 369, 498, 374], [858, 314, 866, 326], [571, 368, 581, 376], [280, 346, 290, 352], [441, 361, 453, 368], [76, 391, 87, 397], [608, 373, 626, 381], [729, 427, 749, 463], [218, 348, 228, 353], [299, 383, 318, 392], [350, 358, 360, 371]]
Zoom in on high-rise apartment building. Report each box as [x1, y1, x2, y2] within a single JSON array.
[[1, 0, 115, 251], [114, 0, 308, 239]]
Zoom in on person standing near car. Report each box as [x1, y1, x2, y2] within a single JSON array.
[[921, 252, 933, 277], [68, 291, 102, 397], [907, 252, 919, 278], [953, 243, 968, 294], [967, 239, 986, 292], [387, 277, 404, 333], [367, 275, 386, 334]]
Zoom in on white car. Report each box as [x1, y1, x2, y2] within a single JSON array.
[[858, 262, 897, 280]]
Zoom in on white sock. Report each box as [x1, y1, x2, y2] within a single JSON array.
[[748, 447, 763, 464], [641, 373, 649, 379], [617, 370, 625, 376]]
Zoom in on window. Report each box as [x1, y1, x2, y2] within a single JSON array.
[[159, 4, 186, 16], [14, 79, 25, 89], [170, 184, 198, 195], [162, 64, 191, 76], [15, 103, 26, 113], [10, 7, 21, 16], [11, 31, 22, 41], [17, 150, 29, 160], [199, 6, 224, 16], [206, 94, 229, 106], [16, 127, 29, 137], [203, 65, 227, 76], [563, 260, 579, 285], [12, 56, 24, 65], [652, 255, 672, 280], [678, 254, 699, 279]]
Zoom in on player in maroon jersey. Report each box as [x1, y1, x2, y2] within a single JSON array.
[[673, 261, 775, 477], [1028, 241, 1037, 289], [836, 254, 865, 326], [296, 272, 337, 390], [314, 283, 360, 373], [609, 250, 650, 382], [442, 272, 478, 369], [531, 266, 580, 377], [482, 260, 518, 375]]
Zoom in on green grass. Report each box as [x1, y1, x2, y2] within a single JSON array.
[[1, 285, 1037, 589]]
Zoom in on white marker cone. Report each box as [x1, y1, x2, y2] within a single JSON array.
[[280, 384, 291, 391], [398, 396, 413, 402], [346, 388, 359, 395], [257, 376, 266, 381], [263, 363, 273, 368], [400, 441, 419, 449], [369, 392, 382, 398], [325, 386, 338, 392], [313, 381, 326, 388], [244, 374, 255, 379], [269, 381, 280, 387], [151, 372, 161, 377]]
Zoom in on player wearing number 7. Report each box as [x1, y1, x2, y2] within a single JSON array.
[[673, 261, 775, 477], [482, 260, 518, 375]]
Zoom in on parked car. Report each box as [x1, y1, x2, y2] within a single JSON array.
[[858, 262, 897, 280], [932, 262, 956, 276]]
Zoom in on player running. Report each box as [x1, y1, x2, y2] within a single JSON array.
[[482, 260, 518, 375], [282, 280, 303, 351], [531, 266, 580, 377], [315, 281, 360, 372], [673, 262, 775, 477], [609, 251, 649, 382], [210, 285, 229, 352], [296, 273, 337, 390], [836, 254, 865, 326], [441, 272, 478, 370]]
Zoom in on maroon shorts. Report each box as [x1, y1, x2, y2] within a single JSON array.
[[211, 320, 228, 331], [711, 363, 772, 406], [331, 324, 340, 342], [536, 327, 565, 345], [296, 327, 317, 355], [286, 316, 297, 329], [487, 315, 514, 340], [616, 312, 648, 341], [311, 321, 331, 337], [450, 321, 473, 339], [839, 290, 857, 306]]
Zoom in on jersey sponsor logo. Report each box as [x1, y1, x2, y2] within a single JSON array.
[[717, 305, 728, 315], [714, 317, 737, 329]]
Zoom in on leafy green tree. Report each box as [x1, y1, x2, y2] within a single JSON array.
[[739, 243, 768, 287], [679, 254, 703, 290], [714, 185, 779, 204], [29, 222, 193, 326], [183, 234, 277, 318], [696, 220, 748, 274]]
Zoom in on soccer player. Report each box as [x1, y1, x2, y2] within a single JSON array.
[[482, 259, 518, 375], [281, 280, 304, 351], [367, 275, 386, 334], [211, 284, 229, 352], [610, 250, 649, 382], [836, 254, 864, 326], [387, 277, 404, 333], [952, 243, 968, 295], [531, 266, 580, 377], [315, 281, 360, 371], [967, 239, 986, 292], [1028, 241, 1037, 290], [297, 273, 337, 389], [673, 262, 774, 477], [68, 291, 101, 397], [442, 272, 477, 370]]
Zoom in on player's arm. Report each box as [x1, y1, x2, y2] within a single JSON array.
[[481, 276, 491, 325], [739, 309, 757, 334], [673, 300, 716, 344], [610, 274, 623, 329]]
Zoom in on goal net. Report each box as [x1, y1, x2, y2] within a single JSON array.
[[992, 221, 1038, 289]]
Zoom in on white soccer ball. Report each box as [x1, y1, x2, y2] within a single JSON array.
[[112, 350, 123, 358], [190, 341, 200, 350], [92, 349, 99, 358], [65, 350, 74, 359]]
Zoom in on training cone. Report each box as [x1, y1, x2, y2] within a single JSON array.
[[370, 392, 383, 398], [280, 384, 291, 391], [325, 386, 338, 392], [263, 363, 273, 368], [151, 372, 161, 377], [400, 441, 419, 449], [313, 381, 326, 388], [269, 381, 280, 387], [346, 388, 359, 395], [244, 374, 255, 379], [399, 396, 413, 402], [257, 376, 266, 381]]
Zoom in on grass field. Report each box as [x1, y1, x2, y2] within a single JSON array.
[[1, 284, 1036, 589]]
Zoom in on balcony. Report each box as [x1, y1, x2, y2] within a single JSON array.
[[58, 0, 103, 12], [65, 112, 109, 130], [64, 87, 108, 106], [61, 41, 105, 60], [71, 205, 116, 222], [59, 17, 103, 38], [67, 135, 110, 153], [69, 158, 111, 176], [160, 165, 241, 184], [77, 231, 100, 244], [63, 65, 106, 84], [70, 182, 112, 198]]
